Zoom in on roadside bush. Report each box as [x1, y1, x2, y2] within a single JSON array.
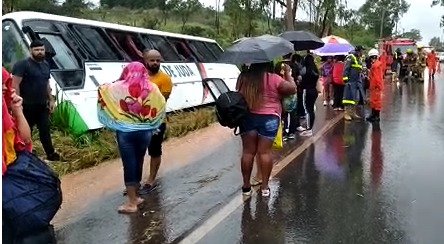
[[32, 107, 216, 176]]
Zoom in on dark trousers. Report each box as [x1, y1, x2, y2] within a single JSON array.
[[282, 110, 298, 135], [296, 88, 305, 117], [23, 104, 55, 155], [304, 89, 318, 130], [332, 84, 345, 108]]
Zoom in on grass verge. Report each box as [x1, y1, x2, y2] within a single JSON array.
[[32, 107, 216, 176]]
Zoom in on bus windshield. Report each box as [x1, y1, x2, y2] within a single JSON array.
[[393, 44, 417, 54]]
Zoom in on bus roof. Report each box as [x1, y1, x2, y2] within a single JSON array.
[[2, 11, 218, 43]]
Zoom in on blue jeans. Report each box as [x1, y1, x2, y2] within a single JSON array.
[[239, 113, 279, 140], [116, 130, 152, 187]]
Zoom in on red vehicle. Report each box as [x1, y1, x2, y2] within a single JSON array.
[[378, 38, 417, 72]]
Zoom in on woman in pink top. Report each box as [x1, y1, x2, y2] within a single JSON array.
[[236, 62, 296, 197]]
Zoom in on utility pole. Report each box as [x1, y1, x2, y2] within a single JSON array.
[[379, 9, 386, 38], [273, 0, 276, 20]]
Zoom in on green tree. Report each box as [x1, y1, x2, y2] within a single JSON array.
[[399, 28, 422, 41], [159, 0, 180, 26], [432, 0, 444, 27], [175, 0, 203, 31], [429, 36, 444, 49], [359, 0, 410, 38]]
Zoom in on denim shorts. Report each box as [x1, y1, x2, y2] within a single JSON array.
[[116, 130, 152, 187], [239, 113, 279, 140]]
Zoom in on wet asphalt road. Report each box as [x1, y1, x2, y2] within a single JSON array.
[[56, 68, 444, 244], [198, 71, 444, 244]]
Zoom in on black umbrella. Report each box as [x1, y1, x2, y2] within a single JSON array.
[[279, 31, 324, 51], [218, 35, 294, 64]]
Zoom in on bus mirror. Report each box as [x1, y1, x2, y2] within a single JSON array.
[[22, 26, 39, 41], [40, 37, 57, 58]]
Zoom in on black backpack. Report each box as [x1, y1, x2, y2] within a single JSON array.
[[215, 91, 249, 130]]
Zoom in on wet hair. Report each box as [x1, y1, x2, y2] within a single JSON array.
[[291, 54, 302, 64], [304, 55, 318, 74], [334, 55, 346, 62], [238, 62, 272, 109], [30, 40, 45, 48], [240, 64, 249, 73]]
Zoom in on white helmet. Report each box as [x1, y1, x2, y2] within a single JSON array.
[[368, 48, 379, 57]]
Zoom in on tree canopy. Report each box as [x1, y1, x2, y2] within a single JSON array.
[[2, 0, 414, 48]]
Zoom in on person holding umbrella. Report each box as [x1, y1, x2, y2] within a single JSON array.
[[218, 35, 297, 197], [342, 45, 366, 121]]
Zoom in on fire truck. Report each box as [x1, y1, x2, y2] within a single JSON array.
[[378, 37, 417, 72]]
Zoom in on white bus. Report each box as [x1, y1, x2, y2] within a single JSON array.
[[2, 11, 239, 135]]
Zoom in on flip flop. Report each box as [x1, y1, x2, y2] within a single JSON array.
[[250, 177, 262, 186], [117, 204, 138, 214]]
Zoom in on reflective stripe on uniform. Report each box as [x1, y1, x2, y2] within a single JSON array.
[[342, 99, 356, 105], [343, 77, 349, 81], [349, 54, 363, 69]]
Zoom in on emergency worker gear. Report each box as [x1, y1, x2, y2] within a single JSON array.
[[342, 52, 365, 107], [417, 49, 426, 80], [369, 59, 384, 111], [368, 49, 379, 57], [427, 51, 438, 78]]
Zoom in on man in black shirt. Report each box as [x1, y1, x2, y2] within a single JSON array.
[[12, 40, 60, 161]]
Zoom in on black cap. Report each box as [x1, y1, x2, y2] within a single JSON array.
[[355, 45, 365, 51], [30, 40, 45, 48]]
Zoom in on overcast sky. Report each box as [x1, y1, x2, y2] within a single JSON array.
[[89, 0, 443, 43]]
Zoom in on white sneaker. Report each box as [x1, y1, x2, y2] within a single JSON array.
[[300, 130, 313, 137], [296, 126, 306, 132], [329, 100, 334, 106], [288, 133, 295, 139], [323, 100, 328, 106]]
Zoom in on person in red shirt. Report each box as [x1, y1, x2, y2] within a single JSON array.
[[331, 55, 346, 111], [366, 49, 384, 122]]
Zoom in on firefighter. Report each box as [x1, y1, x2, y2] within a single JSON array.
[[392, 48, 403, 82], [416, 45, 427, 81], [366, 49, 383, 122], [403, 49, 417, 82], [426, 49, 438, 80], [342, 45, 366, 121]]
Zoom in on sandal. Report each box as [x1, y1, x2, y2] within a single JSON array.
[[250, 177, 262, 186], [261, 187, 270, 197], [117, 204, 138, 214], [137, 198, 145, 206]]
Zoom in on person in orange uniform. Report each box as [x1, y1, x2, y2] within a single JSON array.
[[366, 49, 383, 122], [426, 49, 438, 80]]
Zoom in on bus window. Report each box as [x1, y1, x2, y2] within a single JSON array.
[[2, 20, 29, 71], [143, 34, 181, 62], [39, 34, 79, 69], [167, 38, 199, 62], [70, 25, 121, 61], [188, 40, 217, 62], [205, 42, 223, 59], [106, 30, 149, 61]]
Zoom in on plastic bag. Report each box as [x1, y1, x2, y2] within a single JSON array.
[[272, 122, 283, 150], [282, 94, 297, 112]]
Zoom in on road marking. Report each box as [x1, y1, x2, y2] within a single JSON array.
[[179, 114, 343, 244]]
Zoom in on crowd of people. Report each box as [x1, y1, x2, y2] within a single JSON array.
[[231, 44, 390, 198]]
